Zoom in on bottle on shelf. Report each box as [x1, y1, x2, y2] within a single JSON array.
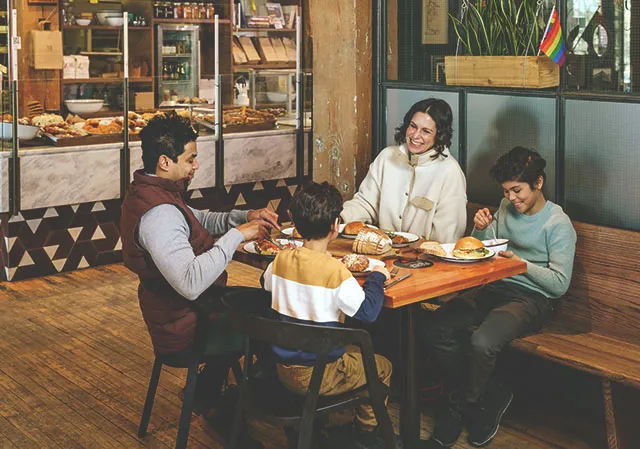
[[206, 3, 215, 19], [184, 3, 193, 19], [198, 3, 206, 19]]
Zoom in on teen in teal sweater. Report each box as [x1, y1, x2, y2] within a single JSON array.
[[422, 147, 576, 449]]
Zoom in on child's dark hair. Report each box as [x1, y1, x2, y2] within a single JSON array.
[[289, 181, 343, 240], [489, 146, 547, 189], [140, 111, 198, 173], [394, 98, 453, 159]]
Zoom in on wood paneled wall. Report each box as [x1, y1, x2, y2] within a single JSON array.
[[15, 3, 61, 115], [308, 0, 373, 199]]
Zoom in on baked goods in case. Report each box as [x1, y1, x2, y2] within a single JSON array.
[[452, 237, 489, 259], [419, 241, 447, 257], [343, 221, 368, 235], [341, 254, 370, 272]]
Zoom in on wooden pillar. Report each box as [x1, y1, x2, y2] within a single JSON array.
[[309, 0, 372, 200]]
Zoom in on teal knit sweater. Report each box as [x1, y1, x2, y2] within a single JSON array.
[[472, 198, 577, 299]]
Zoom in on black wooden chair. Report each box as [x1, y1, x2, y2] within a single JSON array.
[[138, 302, 244, 449], [221, 288, 398, 449]]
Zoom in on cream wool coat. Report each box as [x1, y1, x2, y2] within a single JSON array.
[[341, 144, 467, 244]]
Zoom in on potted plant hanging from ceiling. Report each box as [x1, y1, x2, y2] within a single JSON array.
[[445, 0, 563, 88]]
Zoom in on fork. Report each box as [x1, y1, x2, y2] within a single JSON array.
[[390, 267, 400, 278], [265, 235, 285, 250]]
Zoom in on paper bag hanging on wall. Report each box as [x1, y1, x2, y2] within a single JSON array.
[[29, 30, 64, 69], [422, 0, 448, 45]]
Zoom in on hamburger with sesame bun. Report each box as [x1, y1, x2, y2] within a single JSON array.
[[452, 236, 490, 259]]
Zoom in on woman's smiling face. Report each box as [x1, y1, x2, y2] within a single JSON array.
[[405, 111, 437, 155]]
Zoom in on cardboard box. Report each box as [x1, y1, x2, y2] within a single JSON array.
[[270, 38, 289, 63], [282, 38, 297, 62], [134, 92, 154, 110], [238, 37, 261, 63], [29, 30, 63, 69], [257, 38, 278, 63], [231, 39, 248, 64]]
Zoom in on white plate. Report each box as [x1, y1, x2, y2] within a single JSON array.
[[435, 243, 495, 263], [384, 231, 420, 248], [280, 226, 301, 239], [243, 239, 302, 257], [343, 257, 386, 277], [339, 223, 378, 239]]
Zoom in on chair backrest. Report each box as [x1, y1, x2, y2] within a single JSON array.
[[221, 288, 376, 357]]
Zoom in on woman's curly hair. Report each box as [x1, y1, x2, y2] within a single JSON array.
[[394, 98, 453, 159], [489, 146, 547, 189]]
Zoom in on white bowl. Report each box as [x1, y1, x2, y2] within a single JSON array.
[[483, 238, 510, 254], [266, 92, 288, 103], [97, 11, 121, 25], [65, 99, 105, 114], [75, 19, 92, 26], [106, 16, 124, 27], [0, 122, 41, 140]]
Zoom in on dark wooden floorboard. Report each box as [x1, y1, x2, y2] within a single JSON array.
[[0, 263, 599, 448]]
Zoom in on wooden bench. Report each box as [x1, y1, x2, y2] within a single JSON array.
[[465, 203, 640, 449]]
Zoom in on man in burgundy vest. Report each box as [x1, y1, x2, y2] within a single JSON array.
[[121, 113, 277, 444]]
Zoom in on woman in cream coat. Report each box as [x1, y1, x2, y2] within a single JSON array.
[[341, 98, 467, 244]]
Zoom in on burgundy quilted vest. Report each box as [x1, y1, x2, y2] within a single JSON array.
[[121, 169, 227, 354]]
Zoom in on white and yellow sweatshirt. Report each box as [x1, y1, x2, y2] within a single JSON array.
[[341, 144, 467, 244]]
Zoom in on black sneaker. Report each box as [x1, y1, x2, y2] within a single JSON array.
[[467, 384, 513, 447], [430, 391, 465, 447], [352, 427, 403, 449]]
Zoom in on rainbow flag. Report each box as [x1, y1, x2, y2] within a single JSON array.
[[539, 6, 566, 66]]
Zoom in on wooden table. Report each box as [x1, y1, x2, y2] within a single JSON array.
[[235, 234, 527, 447]]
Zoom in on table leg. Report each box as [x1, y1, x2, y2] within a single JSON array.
[[400, 302, 421, 448]]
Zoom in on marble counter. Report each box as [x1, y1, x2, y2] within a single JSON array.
[[0, 128, 307, 212]]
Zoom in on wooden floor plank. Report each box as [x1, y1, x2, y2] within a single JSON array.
[[0, 263, 601, 448]]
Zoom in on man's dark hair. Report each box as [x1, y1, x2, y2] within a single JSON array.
[[139, 112, 198, 173], [394, 98, 453, 159], [289, 181, 343, 240], [490, 146, 547, 189]]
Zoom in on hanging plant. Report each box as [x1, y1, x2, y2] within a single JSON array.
[[449, 0, 547, 56]]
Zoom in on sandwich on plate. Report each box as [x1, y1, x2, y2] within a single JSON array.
[[419, 240, 447, 257], [452, 236, 490, 259]]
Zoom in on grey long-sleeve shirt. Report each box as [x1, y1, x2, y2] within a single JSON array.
[[138, 204, 248, 300], [472, 198, 576, 298]]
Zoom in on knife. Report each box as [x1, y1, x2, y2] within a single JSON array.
[[384, 273, 412, 290]]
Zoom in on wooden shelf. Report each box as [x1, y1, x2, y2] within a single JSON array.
[[233, 63, 296, 70], [62, 77, 153, 84], [234, 28, 295, 33], [62, 25, 152, 31], [152, 18, 230, 24]]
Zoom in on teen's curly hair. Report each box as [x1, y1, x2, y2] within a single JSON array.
[[139, 111, 198, 173], [394, 98, 453, 159], [289, 181, 343, 240], [489, 146, 547, 189]]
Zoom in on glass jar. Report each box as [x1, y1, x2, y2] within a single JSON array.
[[184, 3, 193, 19], [174, 2, 184, 20], [206, 3, 215, 19], [198, 3, 206, 19], [162, 2, 172, 18], [153, 2, 163, 18]]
